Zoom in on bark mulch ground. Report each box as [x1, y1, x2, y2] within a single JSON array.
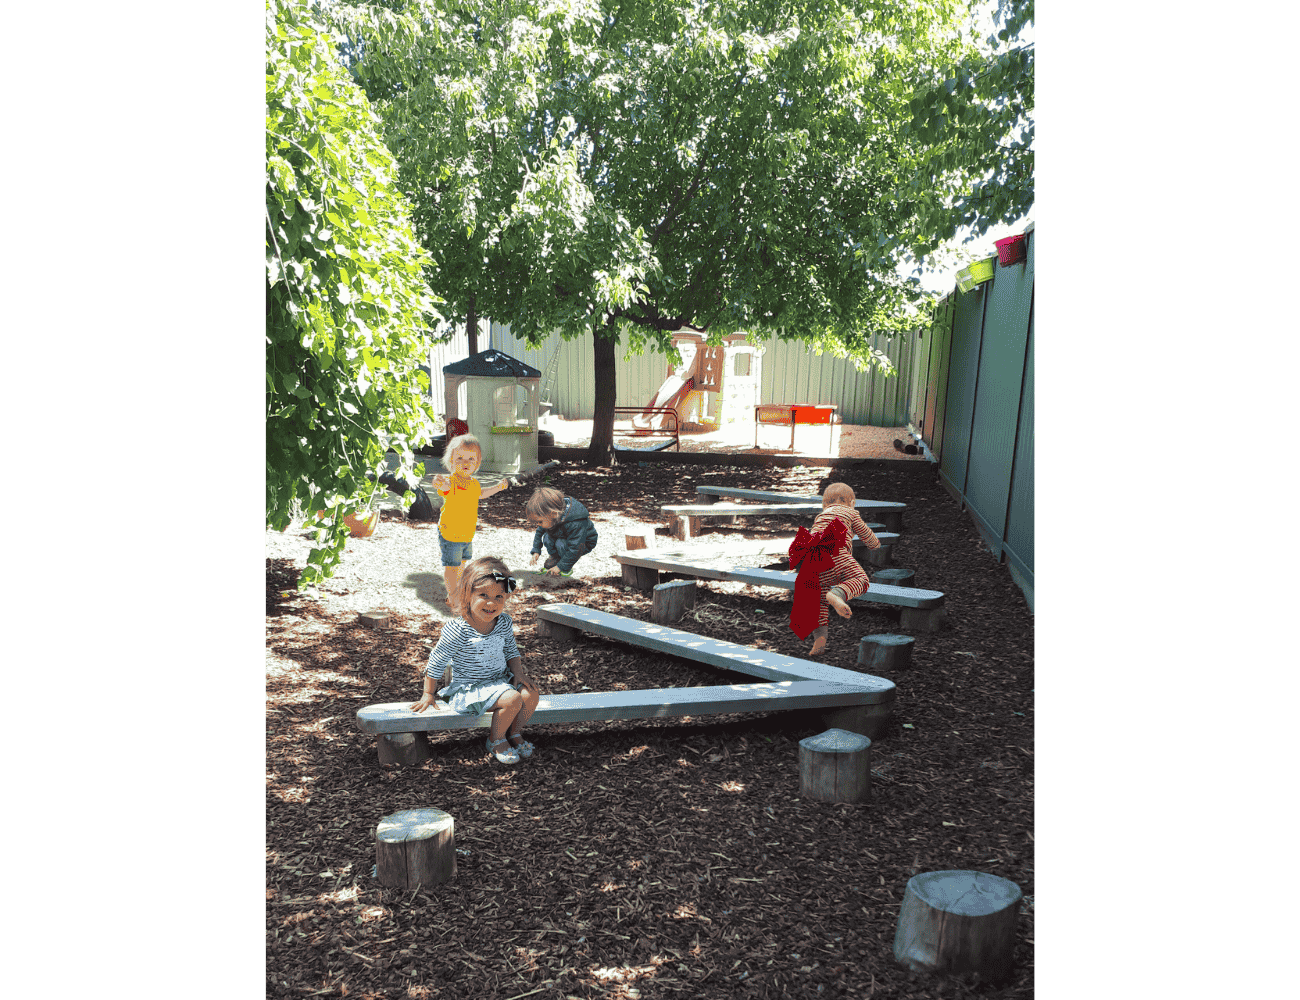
[[267, 462, 1034, 1000]]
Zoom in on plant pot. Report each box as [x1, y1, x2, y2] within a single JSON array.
[[955, 256, 996, 293], [315, 508, 381, 537], [344, 510, 380, 537], [994, 234, 1027, 266]]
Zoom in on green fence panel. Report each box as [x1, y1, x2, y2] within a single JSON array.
[[1003, 304, 1034, 604], [937, 286, 988, 496]]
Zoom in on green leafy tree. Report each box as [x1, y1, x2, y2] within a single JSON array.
[[266, 0, 443, 586], [328, 0, 1032, 464]]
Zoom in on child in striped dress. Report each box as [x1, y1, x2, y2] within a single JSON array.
[[789, 482, 882, 656], [410, 557, 541, 764]]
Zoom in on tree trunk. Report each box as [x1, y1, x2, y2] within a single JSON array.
[[465, 292, 478, 355], [587, 320, 617, 466]]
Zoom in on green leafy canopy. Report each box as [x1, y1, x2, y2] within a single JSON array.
[[266, 0, 444, 586], [321, 0, 1033, 464]]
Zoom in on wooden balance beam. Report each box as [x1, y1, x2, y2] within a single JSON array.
[[661, 502, 901, 549], [613, 552, 946, 632], [694, 486, 907, 532], [637, 532, 899, 571], [354, 604, 896, 763]]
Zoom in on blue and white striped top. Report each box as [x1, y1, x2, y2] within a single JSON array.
[[425, 614, 520, 687]]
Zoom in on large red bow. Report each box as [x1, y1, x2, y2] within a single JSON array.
[[788, 519, 847, 639]]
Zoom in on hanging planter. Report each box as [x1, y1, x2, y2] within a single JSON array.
[[955, 256, 996, 294], [994, 233, 1027, 267], [343, 509, 380, 537]]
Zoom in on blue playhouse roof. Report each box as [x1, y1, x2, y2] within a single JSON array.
[[442, 349, 541, 379]]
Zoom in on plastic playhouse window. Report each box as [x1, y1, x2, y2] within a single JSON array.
[[492, 384, 531, 428], [733, 352, 751, 377]]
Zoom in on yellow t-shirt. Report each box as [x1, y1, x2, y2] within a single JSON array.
[[437, 473, 482, 543]]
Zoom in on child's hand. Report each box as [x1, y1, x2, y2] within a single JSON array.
[[529, 553, 540, 566], [410, 694, 435, 713], [517, 677, 540, 696], [546, 566, 561, 577], [432, 474, 450, 491]]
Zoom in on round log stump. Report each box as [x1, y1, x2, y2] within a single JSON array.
[[893, 870, 1022, 981], [870, 568, 915, 588], [651, 580, 697, 624], [798, 728, 872, 803], [624, 529, 655, 551], [359, 609, 391, 629], [375, 807, 456, 890], [866, 544, 893, 567], [857, 634, 914, 673]]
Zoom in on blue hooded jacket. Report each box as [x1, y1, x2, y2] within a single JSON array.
[[530, 497, 599, 573]]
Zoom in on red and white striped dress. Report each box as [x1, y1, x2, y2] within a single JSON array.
[[808, 504, 880, 630]]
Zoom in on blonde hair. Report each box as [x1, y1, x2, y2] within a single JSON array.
[[822, 482, 856, 508], [441, 433, 483, 473], [449, 556, 513, 617], [525, 486, 566, 521]]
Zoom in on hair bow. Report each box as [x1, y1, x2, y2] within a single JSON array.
[[489, 570, 518, 593]]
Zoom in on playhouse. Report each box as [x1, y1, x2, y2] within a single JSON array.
[[642, 331, 764, 432], [442, 349, 542, 475]]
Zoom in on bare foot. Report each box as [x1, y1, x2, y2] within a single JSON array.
[[826, 590, 853, 619], [809, 634, 827, 656]]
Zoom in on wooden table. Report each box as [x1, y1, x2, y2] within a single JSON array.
[[755, 404, 838, 451]]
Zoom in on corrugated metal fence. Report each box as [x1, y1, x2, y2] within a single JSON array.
[[908, 228, 1035, 607], [430, 326, 924, 428]]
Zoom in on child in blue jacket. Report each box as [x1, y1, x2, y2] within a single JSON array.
[[525, 486, 600, 577]]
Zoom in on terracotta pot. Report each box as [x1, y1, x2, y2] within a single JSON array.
[[343, 510, 380, 537]]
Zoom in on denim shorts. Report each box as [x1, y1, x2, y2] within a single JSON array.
[[438, 532, 473, 567]]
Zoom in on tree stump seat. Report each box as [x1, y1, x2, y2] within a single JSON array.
[[375, 807, 456, 890], [798, 728, 872, 803], [857, 634, 915, 673], [893, 870, 1023, 981], [651, 580, 697, 624]]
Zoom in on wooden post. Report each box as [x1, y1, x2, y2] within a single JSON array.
[[900, 607, 945, 632], [668, 514, 702, 541], [375, 807, 456, 890], [878, 511, 903, 533], [857, 634, 915, 673], [651, 580, 697, 624], [359, 609, 391, 629], [798, 728, 872, 803], [866, 543, 893, 568], [870, 568, 915, 588], [624, 529, 655, 551], [376, 731, 432, 766], [620, 563, 660, 590], [811, 702, 892, 740], [893, 870, 1022, 981], [536, 618, 581, 642]]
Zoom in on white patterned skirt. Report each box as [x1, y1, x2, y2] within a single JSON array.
[[441, 679, 517, 717]]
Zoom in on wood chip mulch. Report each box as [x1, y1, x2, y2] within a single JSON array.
[[267, 462, 1034, 999]]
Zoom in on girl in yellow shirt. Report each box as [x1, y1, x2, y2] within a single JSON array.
[[432, 434, 508, 600]]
